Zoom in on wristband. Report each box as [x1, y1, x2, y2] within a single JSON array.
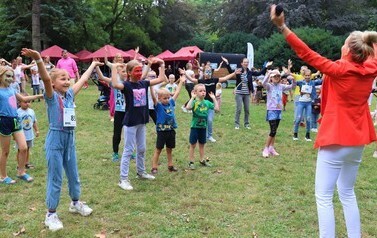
[[278, 24, 287, 32], [35, 58, 43, 64]]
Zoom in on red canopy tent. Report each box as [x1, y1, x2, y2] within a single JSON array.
[[83, 45, 131, 61], [41, 45, 78, 60], [75, 50, 92, 62], [169, 46, 203, 61], [124, 49, 146, 61], [156, 50, 174, 60]]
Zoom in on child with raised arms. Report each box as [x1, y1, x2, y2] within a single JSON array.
[[110, 58, 166, 191], [21, 48, 103, 232], [0, 66, 42, 185], [262, 69, 296, 158], [186, 84, 219, 169], [150, 75, 185, 174]]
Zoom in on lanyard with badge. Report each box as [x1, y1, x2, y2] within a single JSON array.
[[60, 94, 76, 127]]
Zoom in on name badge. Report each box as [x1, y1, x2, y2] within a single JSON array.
[[301, 85, 312, 94], [63, 108, 76, 127]]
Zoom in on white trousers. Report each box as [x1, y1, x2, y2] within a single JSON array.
[[315, 145, 364, 238]]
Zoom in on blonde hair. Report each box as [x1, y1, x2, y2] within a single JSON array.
[[0, 65, 10, 77], [49, 68, 68, 81], [194, 83, 205, 91], [348, 31, 377, 63], [157, 88, 170, 97]]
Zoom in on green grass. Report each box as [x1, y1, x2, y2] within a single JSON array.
[[1, 83, 377, 237]]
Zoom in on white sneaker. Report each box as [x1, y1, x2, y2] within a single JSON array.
[[373, 151, 377, 158], [235, 126, 240, 130], [207, 136, 216, 142], [293, 137, 299, 141], [69, 201, 93, 216], [137, 172, 155, 180], [310, 128, 318, 133], [45, 213, 64, 232], [119, 179, 133, 190], [181, 105, 187, 113], [245, 125, 251, 129]]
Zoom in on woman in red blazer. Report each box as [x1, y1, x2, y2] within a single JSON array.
[[270, 5, 377, 238]]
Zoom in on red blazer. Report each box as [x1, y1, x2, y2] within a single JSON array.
[[286, 33, 377, 148]]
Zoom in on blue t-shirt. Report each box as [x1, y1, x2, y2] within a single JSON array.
[[0, 87, 18, 117], [44, 88, 75, 131], [17, 108, 36, 141], [154, 98, 177, 131], [122, 80, 150, 127]]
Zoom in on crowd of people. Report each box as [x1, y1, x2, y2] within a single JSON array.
[[0, 5, 376, 237]]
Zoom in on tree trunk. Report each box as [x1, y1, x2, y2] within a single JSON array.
[[32, 0, 41, 52]]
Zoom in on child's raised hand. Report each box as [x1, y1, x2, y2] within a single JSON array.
[[91, 59, 104, 67], [178, 68, 185, 75], [208, 91, 216, 99], [179, 75, 186, 84], [21, 48, 41, 60], [191, 90, 197, 99]]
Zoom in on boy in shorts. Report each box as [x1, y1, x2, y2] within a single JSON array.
[[150, 76, 184, 174], [186, 84, 219, 169]]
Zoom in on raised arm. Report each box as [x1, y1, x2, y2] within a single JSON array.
[[111, 64, 125, 90], [172, 75, 185, 101], [180, 68, 198, 84], [209, 92, 219, 112], [16, 93, 43, 102], [150, 59, 166, 86], [73, 60, 103, 95], [96, 66, 111, 83], [186, 90, 196, 110], [21, 48, 54, 98], [262, 71, 271, 90], [150, 85, 157, 106], [214, 61, 223, 72], [219, 68, 240, 83]]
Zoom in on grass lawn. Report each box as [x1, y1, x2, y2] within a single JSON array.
[[1, 83, 377, 237]]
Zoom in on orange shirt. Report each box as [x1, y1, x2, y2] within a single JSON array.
[[286, 33, 377, 148]]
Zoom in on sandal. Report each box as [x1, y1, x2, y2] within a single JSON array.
[[168, 166, 178, 172], [17, 173, 33, 182], [0, 177, 16, 185], [25, 163, 35, 169], [151, 168, 158, 175]]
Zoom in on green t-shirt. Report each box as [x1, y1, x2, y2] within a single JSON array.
[[190, 99, 214, 128]]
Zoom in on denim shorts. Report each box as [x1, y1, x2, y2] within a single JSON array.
[[0, 116, 22, 136]]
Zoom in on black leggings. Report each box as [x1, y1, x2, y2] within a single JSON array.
[[184, 83, 194, 107], [113, 111, 126, 154], [269, 119, 281, 137]]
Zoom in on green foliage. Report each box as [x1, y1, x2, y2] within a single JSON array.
[[214, 32, 261, 55], [255, 27, 345, 72]]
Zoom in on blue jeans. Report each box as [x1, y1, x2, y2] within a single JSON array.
[[311, 113, 319, 129], [120, 124, 146, 180], [45, 130, 80, 210], [32, 85, 40, 96], [293, 101, 311, 133], [206, 109, 214, 138]]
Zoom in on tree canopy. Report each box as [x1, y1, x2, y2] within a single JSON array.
[[0, 0, 376, 62]]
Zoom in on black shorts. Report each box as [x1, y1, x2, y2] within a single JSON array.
[[189, 128, 207, 145], [0, 116, 22, 136], [156, 130, 176, 149]]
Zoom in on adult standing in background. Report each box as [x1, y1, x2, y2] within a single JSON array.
[[56, 49, 80, 86], [223, 56, 271, 129], [270, 4, 377, 238]]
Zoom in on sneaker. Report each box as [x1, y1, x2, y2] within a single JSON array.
[[305, 133, 312, 142], [199, 159, 212, 167], [269, 147, 280, 156], [112, 153, 119, 162], [181, 105, 188, 113], [310, 128, 318, 133], [187, 110, 192, 113], [245, 125, 251, 129], [168, 166, 178, 172], [136, 172, 155, 180], [45, 213, 63, 232], [118, 179, 133, 190], [188, 162, 196, 170], [69, 201, 93, 216], [235, 126, 240, 130], [373, 151, 377, 158], [262, 147, 269, 158], [207, 136, 216, 142], [293, 132, 299, 141]]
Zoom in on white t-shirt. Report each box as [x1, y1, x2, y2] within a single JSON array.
[[31, 74, 40, 86], [185, 69, 195, 84]]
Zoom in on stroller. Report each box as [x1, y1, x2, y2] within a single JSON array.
[[92, 77, 110, 110]]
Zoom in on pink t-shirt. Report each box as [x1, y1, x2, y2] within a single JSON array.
[[56, 57, 78, 78]]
